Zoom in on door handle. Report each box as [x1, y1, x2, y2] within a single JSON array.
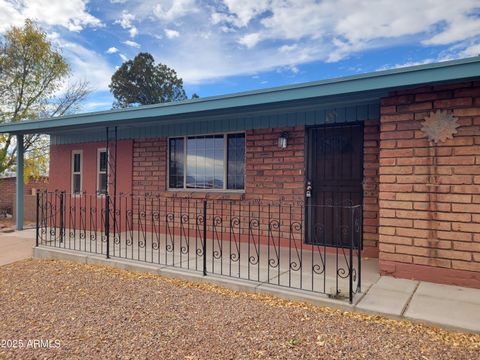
[[306, 181, 312, 198]]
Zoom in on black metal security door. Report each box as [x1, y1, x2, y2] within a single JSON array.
[[306, 124, 363, 247]]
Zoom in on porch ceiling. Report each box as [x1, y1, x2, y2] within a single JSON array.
[[1, 56, 480, 140]]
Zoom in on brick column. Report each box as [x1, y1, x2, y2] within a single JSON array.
[[378, 81, 480, 288]]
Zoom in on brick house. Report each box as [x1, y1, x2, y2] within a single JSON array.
[[2, 57, 480, 296]]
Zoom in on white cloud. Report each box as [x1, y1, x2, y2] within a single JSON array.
[[84, 101, 113, 110], [129, 27, 138, 37], [55, 39, 115, 92], [115, 10, 134, 29], [123, 40, 140, 48], [114, 10, 138, 38], [460, 43, 480, 57], [42, 0, 477, 86], [279, 44, 298, 53], [220, 0, 270, 27], [106, 47, 119, 54], [153, 0, 198, 21], [153, 0, 478, 83], [119, 53, 128, 61], [424, 16, 480, 45], [377, 59, 437, 71], [164, 28, 180, 39], [238, 33, 261, 48], [0, 0, 101, 33], [230, 1, 480, 58], [0, 1, 25, 33]]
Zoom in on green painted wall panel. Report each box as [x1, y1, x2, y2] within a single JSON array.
[[51, 101, 380, 145]]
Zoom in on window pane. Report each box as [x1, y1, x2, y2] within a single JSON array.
[[98, 174, 107, 194], [73, 153, 81, 173], [227, 134, 245, 190], [99, 151, 107, 172], [187, 135, 224, 189], [73, 174, 81, 194], [169, 138, 184, 188]]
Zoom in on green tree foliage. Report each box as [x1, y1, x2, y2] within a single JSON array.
[[0, 20, 89, 180], [109, 52, 188, 108]]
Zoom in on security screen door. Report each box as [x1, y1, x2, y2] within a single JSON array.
[[306, 124, 363, 247]]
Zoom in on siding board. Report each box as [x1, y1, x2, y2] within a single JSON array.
[[51, 101, 380, 144]]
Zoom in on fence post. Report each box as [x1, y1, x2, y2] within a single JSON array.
[[35, 191, 40, 247], [357, 206, 362, 292], [349, 206, 354, 304], [59, 192, 64, 244], [106, 193, 110, 259], [203, 199, 207, 276]]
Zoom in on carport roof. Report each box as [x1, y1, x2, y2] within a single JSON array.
[[1, 56, 480, 135]]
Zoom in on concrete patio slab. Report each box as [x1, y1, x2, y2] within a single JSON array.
[[355, 276, 418, 316], [4, 228, 36, 238], [404, 282, 480, 333], [0, 230, 35, 266]]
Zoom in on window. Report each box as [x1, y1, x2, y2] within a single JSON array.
[[168, 133, 245, 190], [71, 151, 82, 194], [168, 138, 184, 189], [97, 149, 108, 194]]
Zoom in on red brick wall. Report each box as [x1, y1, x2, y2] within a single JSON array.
[[379, 81, 480, 287], [132, 138, 167, 196], [131, 127, 306, 202], [48, 124, 380, 255], [244, 126, 304, 203], [0, 177, 48, 213], [130, 125, 379, 255]]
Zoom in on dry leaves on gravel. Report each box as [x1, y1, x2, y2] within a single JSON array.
[[0, 259, 479, 359]]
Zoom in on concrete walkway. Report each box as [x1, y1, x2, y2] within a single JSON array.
[[1, 229, 480, 333], [355, 276, 480, 333], [0, 229, 35, 266]]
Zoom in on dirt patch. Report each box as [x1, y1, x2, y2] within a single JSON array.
[[0, 259, 478, 359]]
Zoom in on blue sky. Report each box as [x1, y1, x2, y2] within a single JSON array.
[[1, 0, 479, 112]]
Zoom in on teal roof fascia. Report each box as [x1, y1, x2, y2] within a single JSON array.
[[1, 56, 480, 135]]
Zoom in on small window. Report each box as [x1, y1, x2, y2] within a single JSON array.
[[72, 151, 82, 194], [97, 149, 108, 194], [168, 133, 245, 190]]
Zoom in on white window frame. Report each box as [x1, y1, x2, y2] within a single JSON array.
[[97, 148, 108, 195], [71, 150, 83, 195], [167, 132, 246, 192]]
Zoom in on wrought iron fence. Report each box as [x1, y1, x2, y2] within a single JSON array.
[[36, 191, 362, 302]]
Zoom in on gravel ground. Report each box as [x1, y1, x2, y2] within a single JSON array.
[[0, 259, 479, 359]]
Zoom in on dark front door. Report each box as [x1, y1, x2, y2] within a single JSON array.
[[306, 124, 363, 247]]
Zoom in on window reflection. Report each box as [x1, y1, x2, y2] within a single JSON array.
[[169, 138, 185, 188], [168, 133, 245, 190], [227, 134, 245, 190], [187, 135, 224, 189]]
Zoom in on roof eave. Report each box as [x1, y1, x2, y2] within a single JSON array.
[[1, 56, 480, 134]]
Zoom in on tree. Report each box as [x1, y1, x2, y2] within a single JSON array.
[[0, 20, 90, 179], [109, 52, 187, 108]]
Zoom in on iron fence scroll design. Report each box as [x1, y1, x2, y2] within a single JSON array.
[[36, 192, 362, 303]]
